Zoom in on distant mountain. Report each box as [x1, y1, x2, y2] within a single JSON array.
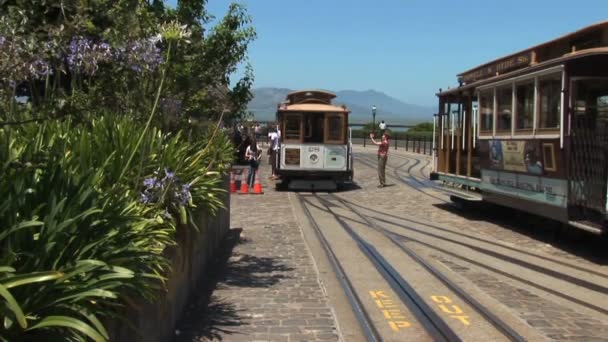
[[248, 87, 434, 125]]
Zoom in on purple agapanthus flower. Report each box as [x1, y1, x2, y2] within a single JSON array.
[[0, 36, 6, 46], [143, 177, 161, 189], [118, 37, 163, 74], [175, 183, 192, 205], [140, 168, 190, 207], [67, 36, 113, 75], [28, 58, 53, 79], [163, 168, 176, 182]]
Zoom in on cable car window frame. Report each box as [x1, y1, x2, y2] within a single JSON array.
[[325, 113, 346, 144], [476, 65, 564, 140], [283, 113, 303, 143]]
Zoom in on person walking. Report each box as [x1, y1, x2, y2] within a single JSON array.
[[267, 126, 281, 179], [370, 132, 389, 188], [379, 120, 387, 135], [254, 122, 261, 143], [245, 137, 262, 189]]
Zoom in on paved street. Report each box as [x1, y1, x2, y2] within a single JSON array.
[[176, 146, 608, 341], [175, 161, 340, 342]]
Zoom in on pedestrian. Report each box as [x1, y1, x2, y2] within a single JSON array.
[[268, 125, 281, 179], [369, 132, 389, 188], [245, 136, 262, 188], [254, 122, 261, 142], [379, 120, 387, 135]]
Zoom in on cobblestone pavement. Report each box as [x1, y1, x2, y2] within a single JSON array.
[[437, 256, 608, 341], [349, 146, 608, 341], [176, 146, 608, 341], [175, 162, 340, 342], [354, 146, 608, 269]]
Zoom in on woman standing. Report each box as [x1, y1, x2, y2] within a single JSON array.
[[245, 137, 262, 189], [369, 132, 389, 188]]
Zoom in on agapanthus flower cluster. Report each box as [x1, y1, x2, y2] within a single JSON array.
[[140, 168, 192, 207], [119, 37, 163, 74], [160, 20, 192, 43], [28, 58, 53, 78], [67, 37, 113, 75], [0, 35, 53, 82]]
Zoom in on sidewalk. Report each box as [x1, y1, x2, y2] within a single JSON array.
[[175, 161, 341, 341]]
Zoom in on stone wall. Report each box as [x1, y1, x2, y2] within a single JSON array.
[[107, 176, 230, 341]]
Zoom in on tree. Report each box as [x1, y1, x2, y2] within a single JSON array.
[[0, 0, 256, 125]]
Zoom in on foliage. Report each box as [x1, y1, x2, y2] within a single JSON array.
[[351, 121, 433, 139], [0, 112, 234, 340], [407, 122, 434, 132], [0, 0, 257, 125], [0, 0, 254, 340]]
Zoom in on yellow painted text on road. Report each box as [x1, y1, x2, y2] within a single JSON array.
[[431, 295, 470, 326], [370, 290, 412, 332]]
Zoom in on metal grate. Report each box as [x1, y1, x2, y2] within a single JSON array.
[[568, 115, 608, 223]]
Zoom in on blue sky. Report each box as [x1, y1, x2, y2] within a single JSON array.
[[168, 0, 607, 106]]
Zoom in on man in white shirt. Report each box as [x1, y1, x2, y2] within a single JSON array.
[[268, 124, 281, 179], [379, 120, 387, 134]]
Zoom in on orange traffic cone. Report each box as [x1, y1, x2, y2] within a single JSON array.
[[239, 168, 249, 193], [229, 171, 237, 193], [252, 168, 264, 194]]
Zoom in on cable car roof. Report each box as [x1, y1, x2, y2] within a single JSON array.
[[457, 20, 608, 84], [278, 103, 350, 113]]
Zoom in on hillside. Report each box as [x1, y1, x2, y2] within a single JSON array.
[[248, 87, 434, 124]]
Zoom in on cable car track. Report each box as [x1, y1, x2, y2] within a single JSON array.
[[334, 196, 608, 316], [321, 193, 527, 342], [298, 192, 529, 341], [298, 193, 462, 341], [355, 154, 451, 203], [337, 196, 608, 279], [354, 152, 608, 280], [297, 194, 381, 341]]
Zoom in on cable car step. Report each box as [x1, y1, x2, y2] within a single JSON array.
[[568, 220, 604, 235], [288, 179, 337, 191]]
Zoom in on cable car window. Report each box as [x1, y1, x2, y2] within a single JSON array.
[[479, 90, 494, 133], [599, 95, 608, 120], [538, 73, 561, 129], [516, 81, 534, 130], [496, 85, 512, 132], [284, 114, 302, 141], [304, 113, 324, 143], [326, 114, 344, 143]]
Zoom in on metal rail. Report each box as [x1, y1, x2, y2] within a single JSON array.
[[309, 194, 461, 342], [337, 189, 608, 280], [296, 194, 381, 342], [356, 154, 450, 203], [329, 194, 526, 342]]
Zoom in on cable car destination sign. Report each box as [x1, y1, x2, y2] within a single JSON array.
[[458, 52, 532, 83]]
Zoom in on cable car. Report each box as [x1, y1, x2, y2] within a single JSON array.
[[275, 90, 354, 190]]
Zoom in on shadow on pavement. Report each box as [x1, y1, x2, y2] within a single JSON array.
[[176, 296, 246, 341], [275, 181, 363, 193], [222, 253, 293, 288], [174, 227, 295, 341]]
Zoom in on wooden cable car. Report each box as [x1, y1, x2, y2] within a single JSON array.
[[274, 90, 354, 190], [432, 21, 608, 235]]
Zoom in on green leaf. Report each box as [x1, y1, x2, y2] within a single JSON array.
[[0, 284, 27, 329], [2, 271, 64, 289], [80, 311, 109, 340], [58, 260, 107, 283], [27, 316, 107, 342], [52, 289, 117, 305], [0, 220, 44, 241], [0, 267, 16, 273]]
